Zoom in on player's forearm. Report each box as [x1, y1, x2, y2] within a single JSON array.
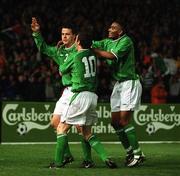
[[32, 32, 44, 50], [93, 48, 116, 60], [32, 32, 57, 58]]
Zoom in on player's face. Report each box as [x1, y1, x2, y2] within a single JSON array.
[[108, 22, 123, 39], [61, 28, 75, 47]]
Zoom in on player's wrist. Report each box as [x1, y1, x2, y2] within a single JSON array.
[[32, 31, 41, 37]]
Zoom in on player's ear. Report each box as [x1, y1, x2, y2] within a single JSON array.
[[119, 30, 123, 36]]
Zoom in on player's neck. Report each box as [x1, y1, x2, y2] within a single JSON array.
[[65, 42, 74, 48]]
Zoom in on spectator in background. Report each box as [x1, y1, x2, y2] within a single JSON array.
[[0, 45, 7, 68], [151, 52, 170, 92], [141, 52, 155, 103], [45, 76, 55, 100], [151, 79, 168, 104], [168, 72, 180, 103], [176, 56, 180, 70], [151, 52, 169, 78], [0, 0, 179, 104]]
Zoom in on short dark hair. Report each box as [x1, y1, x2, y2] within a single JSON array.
[[60, 21, 78, 35], [78, 31, 93, 49], [110, 18, 126, 32]]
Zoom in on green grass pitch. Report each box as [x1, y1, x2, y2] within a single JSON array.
[[0, 143, 180, 176]]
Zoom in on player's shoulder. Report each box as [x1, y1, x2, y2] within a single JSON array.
[[103, 38, 113, 43], [94, 38, 112, 44], [76, 49, 95, 59], [118, 34, 133, 45], [124, 34, 133, 42]]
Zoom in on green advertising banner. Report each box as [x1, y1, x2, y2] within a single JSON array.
[[1, 101, 180, 143]]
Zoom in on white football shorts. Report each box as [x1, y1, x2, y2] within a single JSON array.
[[111, 79, 142, 111], [53, 87, 74, 116], [62, 91, 98, 126]]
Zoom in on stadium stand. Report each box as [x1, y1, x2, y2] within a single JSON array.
[[0, 0, 179, 103]]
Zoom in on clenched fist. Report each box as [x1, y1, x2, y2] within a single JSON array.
[[31, 17, 40, 32]]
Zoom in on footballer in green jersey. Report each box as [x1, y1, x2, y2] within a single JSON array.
[[71, 49, 97, 93], [93, 34, 139, 82], [49, 31, 117, 169], [93, 20, 145, 167], [31, 17, 76, 127], [32, 28, 76, 86], [31, 17, 94, 168]]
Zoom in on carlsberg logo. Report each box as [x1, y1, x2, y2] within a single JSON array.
[[3, 104, 52, 135], [134, 105, 180, 135]]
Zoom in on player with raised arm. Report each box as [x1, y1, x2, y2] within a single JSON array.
[[93, 20, 145, 167], [49, 31, 117, 169], [31, 17, 94, 168]]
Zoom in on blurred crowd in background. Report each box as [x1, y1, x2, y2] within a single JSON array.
[[0, 0, 179, 103]]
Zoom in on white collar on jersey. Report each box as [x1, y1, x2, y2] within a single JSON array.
[[112, 34, 126, 42], [65, 43, 76, 50]]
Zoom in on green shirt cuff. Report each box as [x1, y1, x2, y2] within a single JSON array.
[[32, 32, 41, 37]]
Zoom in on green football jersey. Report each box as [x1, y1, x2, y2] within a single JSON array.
[[32, 32, 76, 86], [93, 34, 139, 82], [154, 56, 168, 75], [92, 38, 114, 66], [71, 49, 97, 92]]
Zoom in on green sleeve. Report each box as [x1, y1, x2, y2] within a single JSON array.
[[111, 37, 131, 59], [92, 38, 112, 50], [92, 39, 108, 50], [106, 59, 115, 66], [154, 57, 168, 74], [32, 32, 60, 64]]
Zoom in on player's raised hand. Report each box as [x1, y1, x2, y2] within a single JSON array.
[[75, 34, 79, 43], [56, 40, 63, 48], [31, 17, 40, 32]]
